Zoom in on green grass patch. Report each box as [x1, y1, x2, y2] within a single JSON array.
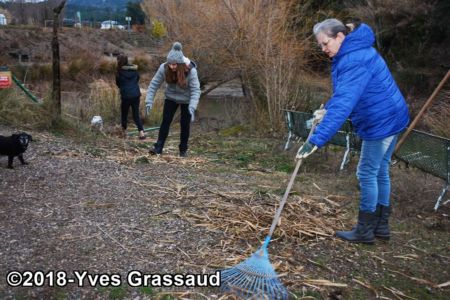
[[107, 286, 127, 300], [194, 134, 294, 173], [139, 286, 154, 296]]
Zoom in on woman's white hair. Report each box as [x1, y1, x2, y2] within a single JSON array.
[[313, 18, 347, 37]]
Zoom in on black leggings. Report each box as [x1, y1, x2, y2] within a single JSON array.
[[121, 96, 143, 131], [156, 99, 191, 152]]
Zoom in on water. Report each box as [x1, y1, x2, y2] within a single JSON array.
[[198, 79, 249, 131]]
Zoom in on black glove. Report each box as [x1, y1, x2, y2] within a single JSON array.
[[296, 141, 318, 159]]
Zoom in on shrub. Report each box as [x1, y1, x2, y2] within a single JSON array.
[[141, 89, 164, 127], [151, 20, 166, 39], [87, 79, 121, 123], [28, 63, 53, 81], [0, 88, 51, 129], [98, 58, 117, 75], [66, 52, 97, 80], [423, 102, 450, 138], [132, 55, 152, 73]]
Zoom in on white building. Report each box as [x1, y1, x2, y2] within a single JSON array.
[[0, 14, 6, 26], [100, 20, 125, 30]]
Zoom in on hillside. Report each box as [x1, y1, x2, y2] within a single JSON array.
[[65, 0, 142, 20], [67, 0, 132, 8]]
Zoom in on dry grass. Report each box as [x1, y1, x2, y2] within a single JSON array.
[[132, 54, 155, 73], [87, 79, 121, 123], [422, 91, 450, 138], [0, 87, 51, 129], [98, 57, 117, 75]]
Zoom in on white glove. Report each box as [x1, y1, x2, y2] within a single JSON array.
[[313, 108, 326, 123], [189, 107, 195, 122], [145, 104, 152, 117]]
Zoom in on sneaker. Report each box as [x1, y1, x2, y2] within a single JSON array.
[[179, 151, 187, 157], [149, 148, 162, 155], [138, 131, 146, 140]]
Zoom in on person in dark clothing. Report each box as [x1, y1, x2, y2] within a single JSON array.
[[116, 55, 145, 139]]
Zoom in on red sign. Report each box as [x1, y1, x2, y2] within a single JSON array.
[[0, 71, 12, 89]]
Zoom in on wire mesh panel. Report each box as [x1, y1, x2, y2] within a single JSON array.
[[396, 130, 449, 180], [282, 110, 449, 209], [283, 110, 312, 140], [282, 110, 361, 150]]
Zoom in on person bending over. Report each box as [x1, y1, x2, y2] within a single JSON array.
[[297, 19, 410, 244], [145, 42, 201, 157]]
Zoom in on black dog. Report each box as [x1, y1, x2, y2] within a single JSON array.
[[0, 132, 33, 169]]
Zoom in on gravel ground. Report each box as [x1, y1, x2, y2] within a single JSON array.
[[1, 125, 449, 300]]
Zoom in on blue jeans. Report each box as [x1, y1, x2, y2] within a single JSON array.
[[356, 134, 398, 213]]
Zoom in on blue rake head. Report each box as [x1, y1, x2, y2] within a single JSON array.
[[220, 245, 288, 299]]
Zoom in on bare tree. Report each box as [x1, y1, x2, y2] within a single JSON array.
[[141, 0, 314, 131], [51, 0, 66, 120], [346, 0, 435, 59], [7, 0, 63, 25]]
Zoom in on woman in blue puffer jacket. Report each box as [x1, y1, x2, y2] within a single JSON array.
[[297, 19, 410, 244]]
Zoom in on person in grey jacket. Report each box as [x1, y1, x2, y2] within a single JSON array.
[[145, 42, 201, 157]]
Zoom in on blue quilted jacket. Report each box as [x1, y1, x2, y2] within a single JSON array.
[[309, 23, 410, 148]]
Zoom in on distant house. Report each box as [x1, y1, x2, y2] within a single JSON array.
[[0, 8, 10, 26], [100, 20, 125, 30], [0, 14, 6, 26]]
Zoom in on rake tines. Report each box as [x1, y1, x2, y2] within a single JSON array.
[[220, 243, 288, 300], [220, 118, 320, 299]]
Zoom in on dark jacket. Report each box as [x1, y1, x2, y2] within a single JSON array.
[[116, 64, 141, 100], [310, 23, 410, 148]]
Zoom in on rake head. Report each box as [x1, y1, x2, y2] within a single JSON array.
[[220, 245, 288, 299]]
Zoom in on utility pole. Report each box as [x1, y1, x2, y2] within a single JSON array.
[[125, 16, 131, 33], [52, 0, 66, 120]]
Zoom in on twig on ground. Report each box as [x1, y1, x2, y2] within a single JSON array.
[[352, 278, 379, 298], [96, 224, 129, 251]]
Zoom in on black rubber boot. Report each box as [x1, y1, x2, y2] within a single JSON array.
[[336, 211, 378, 244], [179, 151, 187, 157], [149, 142, 163, 155], [374, 204, 391, 240]]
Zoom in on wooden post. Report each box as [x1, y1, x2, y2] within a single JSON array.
[[395, 70, 450, 153], [51, 0, 66, 119]]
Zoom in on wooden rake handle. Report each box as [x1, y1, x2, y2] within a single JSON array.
[[267, 157, 304, 240], [266, 109, 322, 243], [395, 70, 450, 153]]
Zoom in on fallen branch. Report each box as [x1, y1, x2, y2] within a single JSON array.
[[382, 285, 418, 300], [388, 269, 437, 288], [300, 279, 347, 288]]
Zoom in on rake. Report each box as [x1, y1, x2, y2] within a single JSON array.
[[220, 116, 320, 299]]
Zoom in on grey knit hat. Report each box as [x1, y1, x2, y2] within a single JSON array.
[[167, 42, 185, 64]]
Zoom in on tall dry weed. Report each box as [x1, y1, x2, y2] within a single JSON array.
[[0, 88, 51, 129], [87, 79, 121, 123], [142, 88, 164, 127], [422, 94, 450, 138]]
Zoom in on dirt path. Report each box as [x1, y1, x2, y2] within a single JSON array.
[[0, 125, 449, 299]]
